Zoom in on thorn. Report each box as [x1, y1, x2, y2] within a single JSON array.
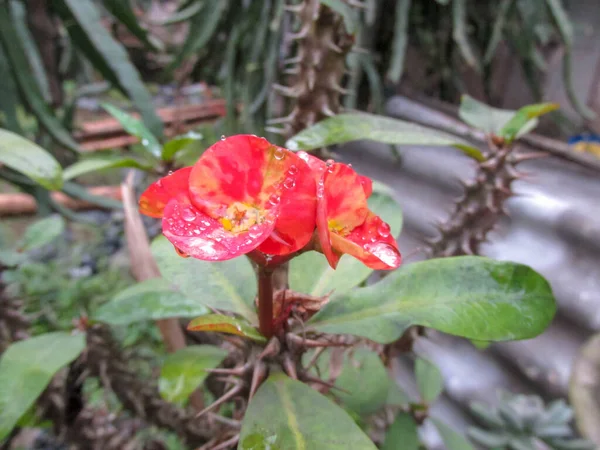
[[287, 333, 351, 349], [265, 126, 286, 135], [206, 362, 252, 377], [284, 55, 303, 66], [266, 113, 295, 125], [283, 66, 300, 75], [303, 346, 327, 373], [479, 159, 498, 171], [287, 24, 310, 41], [504, 164, 521, 180], [258, 337, 281, 360], [307, 70, 316, 90], [283, 354, 298, 380], [325, 36, 343, 54], [272, 83, 302, 98], [510, 151, 548, 163], [485, 193, 499, 214], [301, 374, 350, 394], [347, 0, 368, 8], [283, 4, 304, 13], [461, 234, 474, 255], [207, 413, 241, 429], [320, 103, 336, 117], [212, 434, 240, 450], [195, 383, 243, 418], [330, 82, 349, 95], [249, 361, 268, 400], [494, 177, 513, 196]]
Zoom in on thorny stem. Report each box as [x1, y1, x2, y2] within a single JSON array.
[[257, 267, 275, 339]]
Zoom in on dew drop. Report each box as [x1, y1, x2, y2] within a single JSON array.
[[248, 225, 262, 238], [348, 163, 352, 168], [364, 242, 400, 267], [377, 221, 391, 238], [269, 194, 280, 206], [168, 170, 174, 176], [142, 139, 149, 146], [245, 239, 253, 245], [181, 206, 197, 222], [287, 165, 298, 176], [156, 179, 163, 188], [215, 237, 222, 242], [221, 135, 226, 140], [297, 151, 309, 162], [167, 218, 174, 225], [201, 219, 211, 227], [174, 246, 190, 258], [274, 147, 285, 160], [325, 159, 334, 166], [283, 177, 296, 189], [317, 185, 325, 199]]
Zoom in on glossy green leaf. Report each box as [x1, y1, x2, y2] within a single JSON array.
[[63, 155, 149, 181], [383, 412, 420, 450], [307, 256, 556, 344], [159, 345, 227, 406], [387, 0, 411, 83], [94, 278, 209, 325], [238, 373, 377, 450], [151, 235, 257, 322], [103, 0, 162, 51], [102, 104, 161, 158], [500, 103, 559, 143], [0, 332, 86, 440], [432, 418, 476, 450], [161, 132, 203, 162], [290, 185, 403, 296], [460, 95, 523, 135], [0, 6, 79, 152], [334, 349, 390, 416], [285, 113, 483, 161], [61, 181, 123, 210], [188, 314, 266, 343], [415, 357, 444, 403], [19, 215, 65, 252], [0, 129, 63, 190], [321, 0, 358, 34], [57, 0, 163, 138]]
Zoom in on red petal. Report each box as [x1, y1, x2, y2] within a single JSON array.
[[315, 183, 341, 269], [258, 156, 317, 255], [139, 167, 192, 218], [330, 212, 401, 270], [322, 163, 369, 232], [162, 196, 277, 261], [358, 175, 373, 198]]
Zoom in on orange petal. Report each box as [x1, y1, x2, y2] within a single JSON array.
[[322, 163, 369, 232], [330, 212, 401, 270], [162, 196, 277, 261], [139, 167, 192, 218], [358, 175, 373, 198]]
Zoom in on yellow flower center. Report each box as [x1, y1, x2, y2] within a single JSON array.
[[221, 202, 263, 233]]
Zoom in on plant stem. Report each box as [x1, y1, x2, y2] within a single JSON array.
[[257, 267, 275, 339]]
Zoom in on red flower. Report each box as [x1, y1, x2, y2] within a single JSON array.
[[297, 151, 401, 270], [139, 135, 316, 261]]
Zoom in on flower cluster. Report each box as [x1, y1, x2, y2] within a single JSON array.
[[139, 135, 401, 270]]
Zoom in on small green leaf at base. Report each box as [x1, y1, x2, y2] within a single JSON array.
[[0, 332, 86, 440], [18, 215, 65, 252], [415, 357, 444, 403], [159, 345, 227, 406], [307, 256, 556, 344], [187, 314, 266, 343], [101, 103, 161, 158], [94, 278, 209, 325], [383, 412, 420, 450], [285, 113, 483, 161], [238, 373, 377, 450]]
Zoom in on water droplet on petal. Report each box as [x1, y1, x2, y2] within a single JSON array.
[[348, 163, 352, 168], [287, 165, 298, 176], [283, 177, 296, 189], [377, 221, 391, 238], [156, 179, 163, 187], [174, 246, 190, 258], [181, 206, 196, 222], [325, 159, 334, 166], [168, 170, 174, 175], [193, 229, 201, 235], [201, 219, 211, 227], [248, 225, 262, 238], [269, 194, 280, 206], [221, 135, 226, 140], [274, 147, 285, 160], [364, 242, 400, 267], [317, 185, 325, 198]]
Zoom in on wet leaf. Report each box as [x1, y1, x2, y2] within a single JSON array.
[[102, 104, 162, 159], [307, 256, 556, 344], [415, 357, 444, 403], [0, 129, 63, 190], [159, 345, 227, 406], [18, 215, 65, 252], [94, 278, 209, 325], [188, 314, 266, 343], [63, 155, 150, 181], [161, 132, 204, 162], [0, 332, 85, 440], [383, 412, 420, 450], [290, 185, 402, 296], [286, 113, 483, 161], [152, 235, 257, 322], [238, 373, 377, 450]]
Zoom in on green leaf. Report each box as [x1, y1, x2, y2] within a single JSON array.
[[94, 278, 209, 325], [103, 0, 162, 51], [0, 6, 79, 152], [460, 95, 521, 135], [57, 0, 163, 138], [19, 215, 65, 252], [188, 314, 266, 343], [285, 113, 483, 161], [151, 235, 257, 322], [161, 132, 204, 162], [415, 357, 444, 403], [467, 428, 509, 447], [61, 181, 123, 210], [0, 250, 25, 267], [0, 332, 86, 440], [63, 155, 150, 181], [159, 345, 227, 406], [387, 381, 410, 407], [387, 0, 411, 83], [307, 256, 556, 344], [499, 103, 559, 143], [452, 0, 480, 72], [290, 185, 402, 296], [154, 1, 204, 25], [431, 418, 476, 450], [0, 129, 63, 190], [101, 104, 162, 158], [238, 373, 377, 450], [321, 0, 358, 34], [334, 349, 390, 416], [0, 48, 22, 134], [383, 412, 420, 450]]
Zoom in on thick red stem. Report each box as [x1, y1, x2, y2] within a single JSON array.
[[257, 267, 274, 339]]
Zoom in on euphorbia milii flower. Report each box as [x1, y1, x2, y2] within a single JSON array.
[[297, 151, 401, 270], [139, 135, 316, 261]]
